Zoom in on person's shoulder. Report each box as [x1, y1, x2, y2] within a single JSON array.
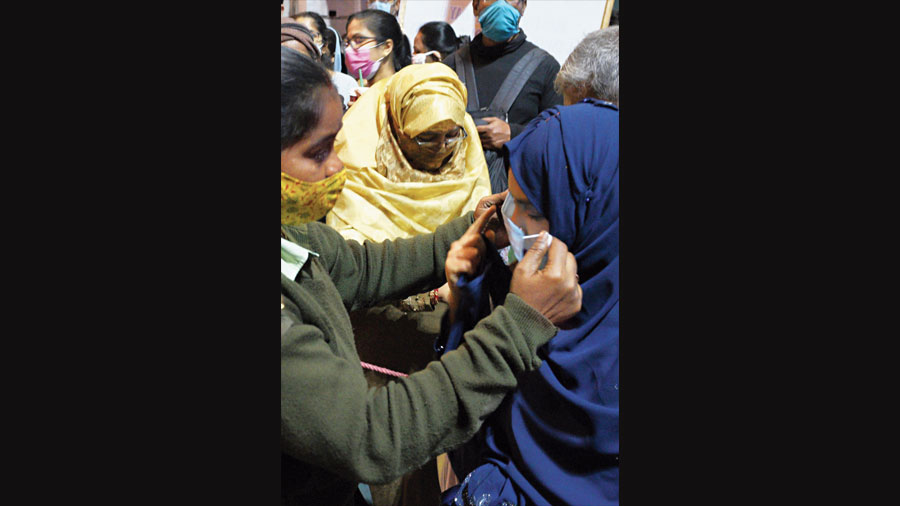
[[284, 221, 343, 253], [282, 223, 309, 246], [519, 40, 558, 66], [305, 220, 341, 243], [442, 51, 457, 67]]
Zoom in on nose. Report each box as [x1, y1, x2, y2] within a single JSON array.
[[325, 150, 343, 177]]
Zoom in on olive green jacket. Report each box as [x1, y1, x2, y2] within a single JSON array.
[[280, 213, 557, 506]]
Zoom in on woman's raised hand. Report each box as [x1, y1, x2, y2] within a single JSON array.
[[510, 232, 582, 326], [444, 206, 496, 316]]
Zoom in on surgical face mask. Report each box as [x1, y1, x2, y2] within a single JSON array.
[[371, 1, 393, 14], [411, 51, 440, 64], [478, 0, 521, 43], [501, 192, 542, 262], [327, 27, 343, 72], [344, 41, 387, 81]]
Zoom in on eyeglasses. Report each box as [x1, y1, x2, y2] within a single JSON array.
[[414, 128, 468, 148], [342, 35, 380, 50]]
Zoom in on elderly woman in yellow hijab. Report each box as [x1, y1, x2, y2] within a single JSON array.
[[326, 62, 492, 506], [327, 62, 491, 243]]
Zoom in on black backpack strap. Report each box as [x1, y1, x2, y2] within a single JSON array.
[[488, 47, 549, 115], [455, 43, 480, 111]]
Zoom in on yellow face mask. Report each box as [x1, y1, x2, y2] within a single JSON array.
[[281, 169, 347, 226]]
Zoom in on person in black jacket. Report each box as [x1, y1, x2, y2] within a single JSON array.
[[442, 0, 563, 192]]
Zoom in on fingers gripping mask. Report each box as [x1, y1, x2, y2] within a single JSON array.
[[501, 192, 541, 262], [281, 169, 347, 226], [478, 0, 521, 42]]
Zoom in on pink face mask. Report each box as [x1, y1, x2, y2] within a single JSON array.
[[345, 41, 387, 81]]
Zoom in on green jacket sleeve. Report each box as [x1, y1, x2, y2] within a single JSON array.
[[281, 293, 556, 484], [306, 213, 474, 312]]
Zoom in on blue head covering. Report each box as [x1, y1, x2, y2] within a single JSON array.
[[506, 98, 619, 348], [475, 99, 620, 505]]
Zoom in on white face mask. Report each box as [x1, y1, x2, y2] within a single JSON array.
[[371, 1, 393, 14], [501, 192, 542, 262], [411, 51, 440, 64]]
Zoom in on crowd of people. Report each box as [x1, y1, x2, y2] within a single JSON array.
[[281, 1, 619, 505]]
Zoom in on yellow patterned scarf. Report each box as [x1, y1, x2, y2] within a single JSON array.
[[326, 63, 490, 243]]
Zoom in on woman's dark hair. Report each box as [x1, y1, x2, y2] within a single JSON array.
[[281, 46, 335, 150], [418, 21, 463, 59], [346, 9, 411, 71], [294, 11, 327, 39]]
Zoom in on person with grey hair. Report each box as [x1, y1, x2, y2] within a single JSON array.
[[555, 25, 619, 106]]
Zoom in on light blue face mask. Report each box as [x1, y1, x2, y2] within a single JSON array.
[[478, 0, 521, 43], [501, 192, 541, 263], [370, 1, 393, 14], [326, 26, 343, 73]]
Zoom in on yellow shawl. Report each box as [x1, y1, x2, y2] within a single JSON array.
[[326, 63, 491, 243]]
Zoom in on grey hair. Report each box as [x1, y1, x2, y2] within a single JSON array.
[[555, 26, 618, 105]]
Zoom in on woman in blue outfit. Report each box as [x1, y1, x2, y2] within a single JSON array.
[[441, 98, 619, 506]]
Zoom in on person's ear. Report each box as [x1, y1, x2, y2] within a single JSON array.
[[380, 38, 394, 59]]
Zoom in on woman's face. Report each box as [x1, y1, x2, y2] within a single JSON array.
[[506, 169, 550, 235], [395, 118, 465, 171], [281, 90, 344, 182], [413, 32, 440, 63], [346, 19, 391, 62], [294, 16, 324, 49]]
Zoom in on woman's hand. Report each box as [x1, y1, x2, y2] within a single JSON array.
[[510, 231, 582, 325], [474, 190, 509, 248], [348, 87, 369, 106], [444, 206, 497, 318], [475, 117, 512, 150]]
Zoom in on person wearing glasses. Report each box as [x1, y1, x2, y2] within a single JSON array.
[[324, 61, 493, 505], [327, 61, 489, 244], [343, 9, 411, 105], [291, 11, 327, 54], [280, 46, 583, 506], [281, 20, 322, 61], [291, 10, 359, 110]]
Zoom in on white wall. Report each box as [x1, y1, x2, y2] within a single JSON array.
[[402, 0, 609, 66], [402, 0, 476, 47], [290, 0, 367, 36], [291, 0, 610, 63]]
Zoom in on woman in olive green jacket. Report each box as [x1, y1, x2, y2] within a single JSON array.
[[279, 47, 581, 505]]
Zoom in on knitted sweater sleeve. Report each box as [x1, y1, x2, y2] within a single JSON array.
[[281, 292, 556, 484], [309, 212, 473, 312], [281, 212, 559, 484]]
